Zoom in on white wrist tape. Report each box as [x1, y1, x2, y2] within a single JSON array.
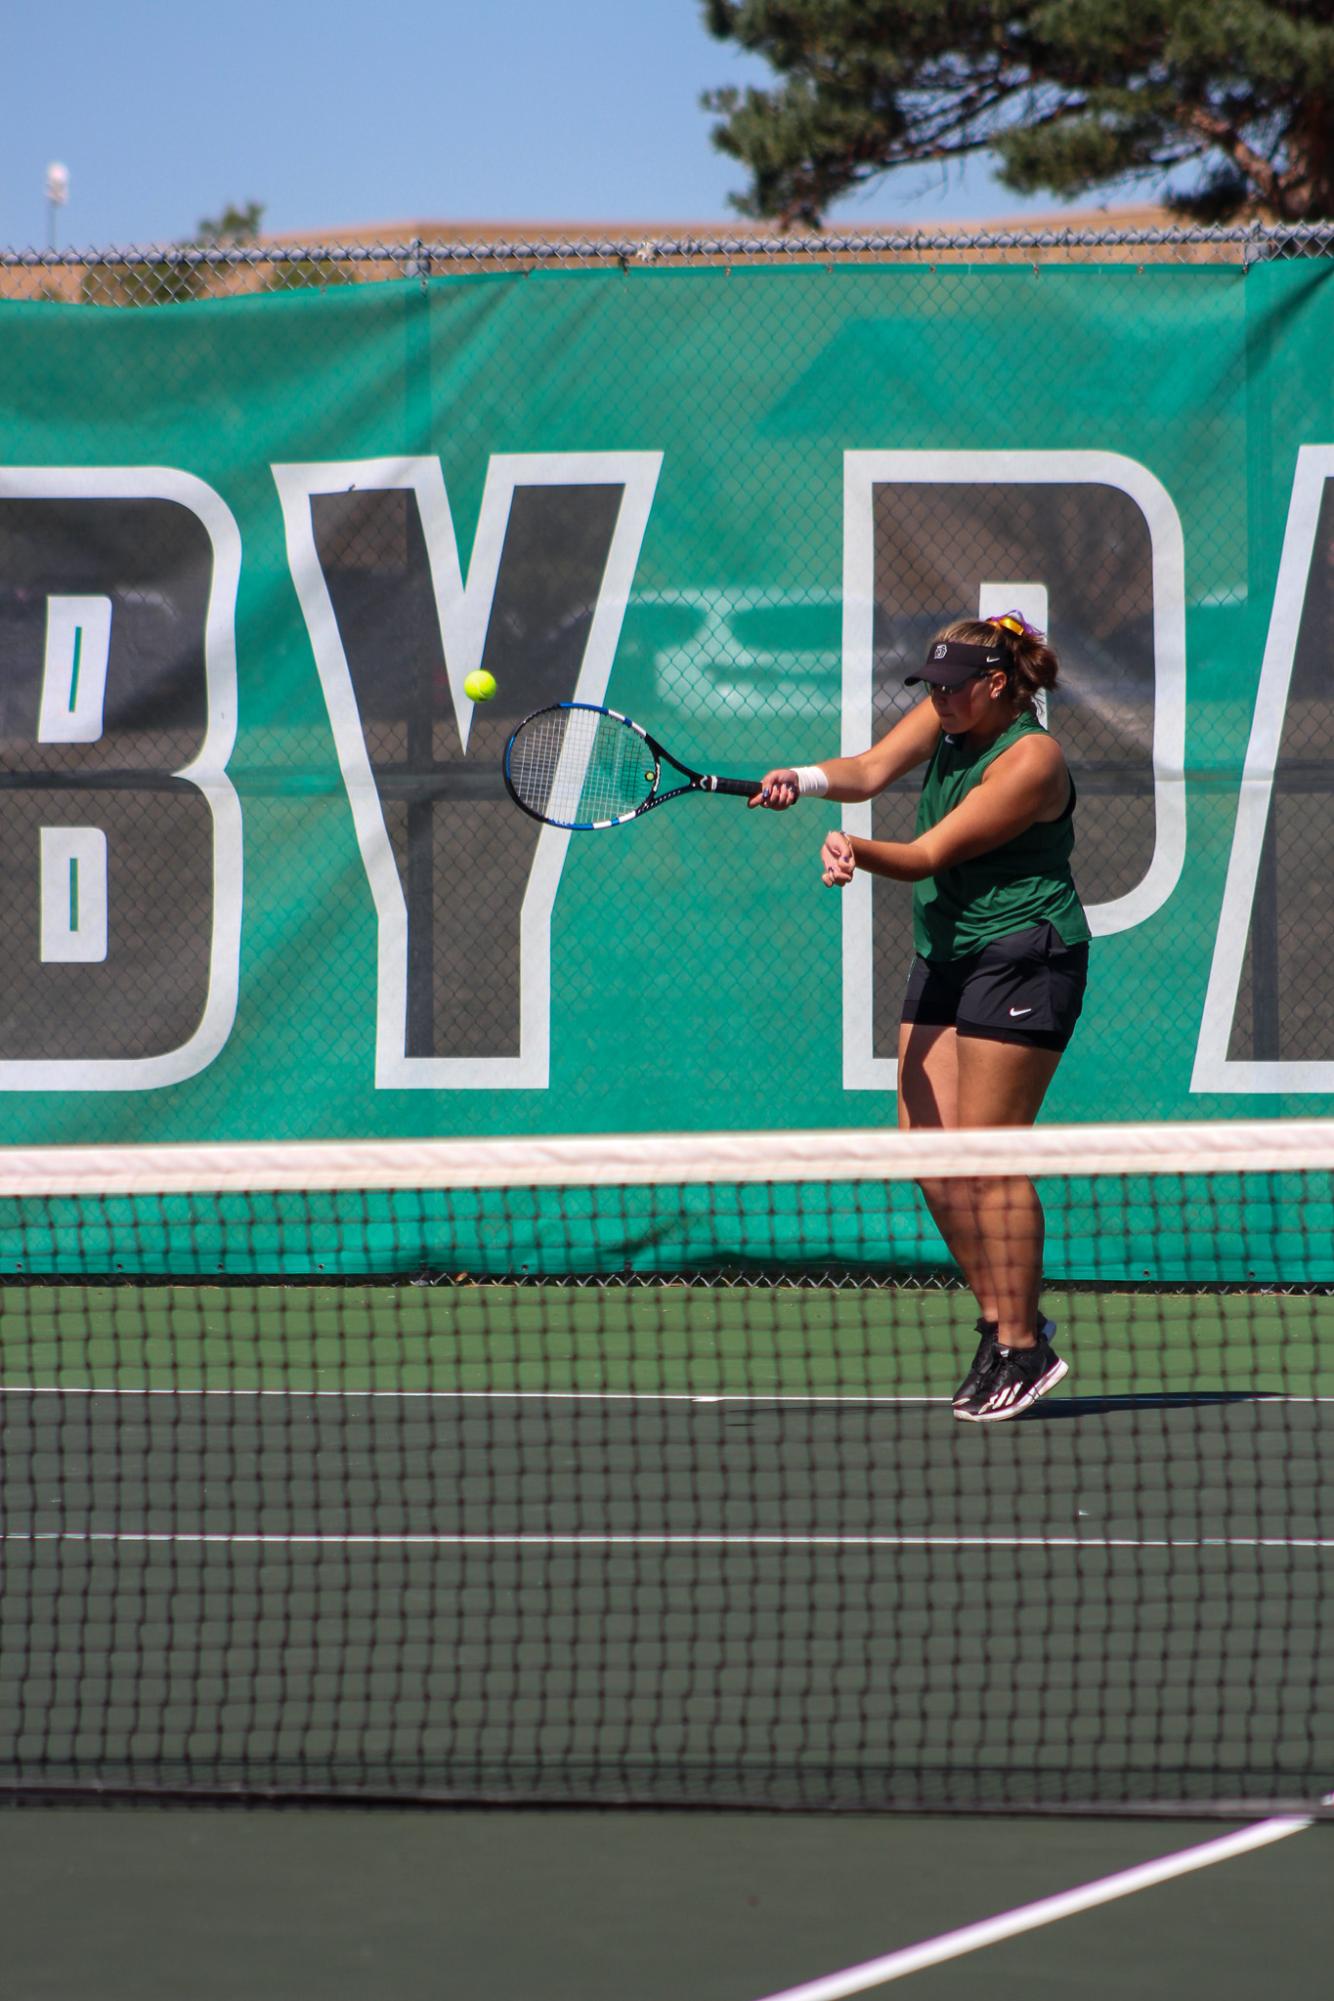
[[793, 765, 829, 798]]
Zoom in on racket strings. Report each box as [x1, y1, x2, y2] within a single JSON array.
[[509, 709, 655, 826]]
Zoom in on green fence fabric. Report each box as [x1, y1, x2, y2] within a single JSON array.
[[1, 1169, 1331, 1283], [0, 256, 1330, 1146]]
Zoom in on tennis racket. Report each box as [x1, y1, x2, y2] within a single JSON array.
[[503, 702, 761, 831]]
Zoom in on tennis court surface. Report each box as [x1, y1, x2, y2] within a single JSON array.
[[0, 1124, 1329, 1997], [1, 1121, 1329, 1819], [1, 1801, 1328, 1999]]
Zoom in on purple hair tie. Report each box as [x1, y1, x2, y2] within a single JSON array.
[[984, 609, 1045, 643]]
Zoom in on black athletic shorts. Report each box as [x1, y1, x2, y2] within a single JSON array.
[[901, 921, 1089, 1052]]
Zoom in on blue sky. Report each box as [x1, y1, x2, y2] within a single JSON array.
[[7, 0, 1147, 246]]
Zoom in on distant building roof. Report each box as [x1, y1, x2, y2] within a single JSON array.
[[260, 203, 1193, 248]]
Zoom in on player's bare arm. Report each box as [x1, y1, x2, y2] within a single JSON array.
[[750, 697, 941, 808], [820, 736, 1069, 887]]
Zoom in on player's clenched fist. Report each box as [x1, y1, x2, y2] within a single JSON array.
[[821, 829, 856, 887], [749, 768, 801, 809]]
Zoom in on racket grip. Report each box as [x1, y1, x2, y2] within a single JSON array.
[[708, 776, 763, 797]]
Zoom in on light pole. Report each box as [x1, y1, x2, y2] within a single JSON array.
[[45, 162, 69, 251]]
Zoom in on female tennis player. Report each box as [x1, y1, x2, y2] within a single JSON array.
[[752, 613, 1090, 1423]]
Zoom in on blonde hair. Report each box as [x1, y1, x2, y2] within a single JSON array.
[[935, 615, 1059, 714]]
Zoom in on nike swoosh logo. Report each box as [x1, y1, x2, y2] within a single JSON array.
[[1008, 1006, 1034, 1017]]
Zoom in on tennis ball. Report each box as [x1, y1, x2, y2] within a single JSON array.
[[464, 670, 497, 702]]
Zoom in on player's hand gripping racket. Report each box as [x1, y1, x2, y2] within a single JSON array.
[[503, 702, 760, 831]]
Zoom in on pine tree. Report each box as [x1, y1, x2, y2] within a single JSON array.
[[702, 1, 1334, 224]]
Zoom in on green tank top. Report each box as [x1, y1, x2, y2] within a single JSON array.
[[912, 710, 1090, 961]]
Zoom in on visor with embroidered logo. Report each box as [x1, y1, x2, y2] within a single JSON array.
[[904, 639, 1006, 688]]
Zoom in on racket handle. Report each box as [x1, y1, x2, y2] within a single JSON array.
[[707, 776, 763, 797]]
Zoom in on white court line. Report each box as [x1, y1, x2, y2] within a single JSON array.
[[0, 1385, 947, 1404], [4, 1531, 1332, 1549], [2, 1386, 1329, 1404], [750, 1805, 1329, 2001]]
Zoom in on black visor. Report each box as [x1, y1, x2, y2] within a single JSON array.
[[904, 639, 1006, 688]]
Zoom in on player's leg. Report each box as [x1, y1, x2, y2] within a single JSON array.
[[899, 1020, 1064, 1412], [896, 1020, 997, 1320], [952, 1031, 1063, 1350], [949, 1030, 1071, 1421], [945, 921, 1087, 1409], [897, 957, 997, 1310], [899, 931, 1083, 1418]]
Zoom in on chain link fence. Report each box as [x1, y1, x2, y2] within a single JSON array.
[[2, 221, 1333, 304], [0, 226, 1329, 1141]]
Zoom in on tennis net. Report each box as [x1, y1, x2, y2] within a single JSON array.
[[0, 1122, 1330, 1817]]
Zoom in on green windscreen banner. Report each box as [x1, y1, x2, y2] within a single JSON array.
[[0, 259, 1330, 1147]]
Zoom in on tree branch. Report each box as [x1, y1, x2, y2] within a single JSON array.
[[1174, 102, 1282, 207], [775, 83, 1088, 224]]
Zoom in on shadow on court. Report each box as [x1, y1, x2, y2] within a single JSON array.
[[1025, 1390, 1282, 1419]]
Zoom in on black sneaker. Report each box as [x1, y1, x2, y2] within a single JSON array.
[[954, 1331, 1068, 1423], [952, 1315, 1055, 1409], [952, 1320, 999, 1408]]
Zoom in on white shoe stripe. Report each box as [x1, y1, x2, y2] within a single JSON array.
[[968, 1355, 1069, 1424]]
